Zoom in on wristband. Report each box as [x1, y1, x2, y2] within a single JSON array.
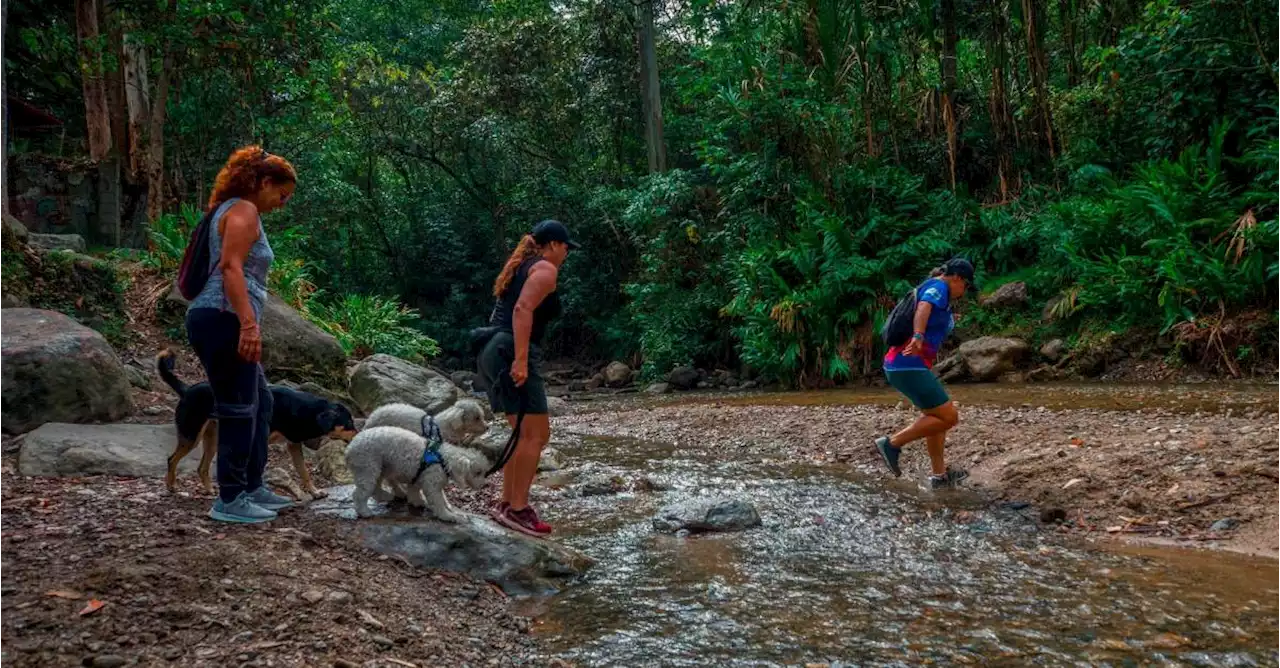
[[241, 322, 260, 331], [911, 332, 924, 340]]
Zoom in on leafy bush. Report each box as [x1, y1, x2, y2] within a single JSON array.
[[145, 204, 203, 271], [305, 293, 441, 362]]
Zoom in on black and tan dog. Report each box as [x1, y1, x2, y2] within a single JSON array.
[[156, 350, 357, 499]]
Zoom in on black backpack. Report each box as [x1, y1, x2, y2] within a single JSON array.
[[880, 284, 921, 347], [176, 207, 219, 301]]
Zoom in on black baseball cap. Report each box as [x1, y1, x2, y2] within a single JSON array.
[[941, 257, 976, 288], [532, 219, 580, 249]]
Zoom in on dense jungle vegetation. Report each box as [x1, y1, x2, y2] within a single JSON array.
[[6, 0, 1278, 384]]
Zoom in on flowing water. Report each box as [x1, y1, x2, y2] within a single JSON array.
[[524, 385, 1278, 667]]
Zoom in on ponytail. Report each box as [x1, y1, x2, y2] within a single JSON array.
[[493, 235, 542, 297]]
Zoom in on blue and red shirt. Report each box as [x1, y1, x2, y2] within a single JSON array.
[[883, 278, 954, 371]]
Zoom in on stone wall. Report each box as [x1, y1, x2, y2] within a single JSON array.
[[6, 153, 148, 248]]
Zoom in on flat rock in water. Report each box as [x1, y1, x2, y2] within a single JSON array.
[[19, 422, 199, 478], [349, 354, 459, 416], [652, 497, 762, 533], [311, 486, 592, 595], [1, 308, 134, 434], [546, 396, 570, 417]]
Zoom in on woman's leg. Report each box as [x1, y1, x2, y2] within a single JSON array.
[[245, 367, 273, 493], [501, 414, 551, 511], [187, 310, 260, 504], [889, 401, 959, 449]]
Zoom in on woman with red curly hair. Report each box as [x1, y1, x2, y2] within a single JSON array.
[[187, 146, 296, 523], [477, 219, 578, 536]]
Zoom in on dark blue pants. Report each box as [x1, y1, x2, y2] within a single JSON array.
[[186, 308, 272, 503]]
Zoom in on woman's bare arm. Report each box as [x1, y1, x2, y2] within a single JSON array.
[[217, 202, 262, 328], [511, 260, 558, 383]]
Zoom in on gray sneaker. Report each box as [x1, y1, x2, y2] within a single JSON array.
[[209, 493, 278, 524], [928, 468, 970, 490], [245, 486, 296, 511]]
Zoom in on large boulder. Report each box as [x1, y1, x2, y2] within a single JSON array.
[[2, 309, 134, 434], [935, 336, 1030, 382], [652, 497, 762, 534], [603, 361, 632, 387], [310, 486, 592, 595], [666, 366, 700, 391], [1040, 338, 1067, 363], [348, 353, 459, 415], [980, 281, 1029, 309], [260, 295, 347, 388], [3, 213, 29, 243], [28, 233, 87, 253], [19, 423, 196, 477]]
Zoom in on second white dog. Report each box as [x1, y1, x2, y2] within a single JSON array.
[[344, 425, 491, 522]]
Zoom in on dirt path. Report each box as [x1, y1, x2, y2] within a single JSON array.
[[0, 458, 537, 667], [555, 395, 1278, 558]]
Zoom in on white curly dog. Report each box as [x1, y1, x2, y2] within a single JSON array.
[[345, 400, 492, 522]]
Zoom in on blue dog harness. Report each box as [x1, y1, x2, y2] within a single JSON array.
[[411, 414, 446, 483]]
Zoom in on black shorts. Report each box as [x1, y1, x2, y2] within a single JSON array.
[[477, 331, 548, 415]]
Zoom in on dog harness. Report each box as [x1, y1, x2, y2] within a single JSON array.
[[411, 414, 446, 483]]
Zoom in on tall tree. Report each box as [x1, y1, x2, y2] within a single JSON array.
[[638, 0, 667, 173], [988, 0, 1018, 200], [0, 0, 7, 217], [939, 0, 959, 189], [75, 0, 111, 161], [1022, 0, 1056, 158], [144, 0, 178, 223]]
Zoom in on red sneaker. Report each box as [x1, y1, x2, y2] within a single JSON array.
[[489, 500, 509, 521], [496, 504, 552, 537]]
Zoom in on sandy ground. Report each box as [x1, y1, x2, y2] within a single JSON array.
[[554, 395, 1279, 559]]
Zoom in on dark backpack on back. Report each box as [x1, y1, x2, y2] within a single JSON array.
[[880, 284, 921, 347], [176, 207, 219, 301]]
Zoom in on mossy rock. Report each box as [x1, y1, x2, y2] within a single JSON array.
[[1, 224, 128, 347]]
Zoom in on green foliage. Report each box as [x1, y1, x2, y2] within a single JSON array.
[[144, 205, 203, 271], [305, 293, 441, 363], [9, 0, 1276, 382]]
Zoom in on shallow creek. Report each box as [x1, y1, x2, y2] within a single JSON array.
[[522, 384, 1278, 667]]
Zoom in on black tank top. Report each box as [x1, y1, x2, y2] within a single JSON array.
[[492, 257, 561, 345]]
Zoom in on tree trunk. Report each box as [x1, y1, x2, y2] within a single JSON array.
[[146, 46, 175, 224], [1022, 0, 1056, 159], [2, 0, 7, 217], [940, 0, 959, 190], [638, 0, 667, 173], [988, 0, 1017, 200], [1059, 0, 1080, 87], [76, 0, 112, 161], [123, 33, 149, 182], [103, 2, 129, 168], [140, 0, 177, 225]]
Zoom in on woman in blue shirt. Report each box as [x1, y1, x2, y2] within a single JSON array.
[[875, 258, 975, 489]]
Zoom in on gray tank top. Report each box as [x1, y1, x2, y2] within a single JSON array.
[[188, 198, 274, 319]]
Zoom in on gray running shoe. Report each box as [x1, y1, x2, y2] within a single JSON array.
[[245, 486, 296, 511], [209, 493, 278, 524], [874, 436, 902, 477], [928, 468, 970, 490]]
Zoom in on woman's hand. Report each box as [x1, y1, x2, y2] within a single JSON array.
[[901, 336, 924, 357], [238, 322, 263, 363], [510, 358, 529, 387]]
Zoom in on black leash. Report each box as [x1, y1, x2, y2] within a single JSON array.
[[484, 379, 529, 478]]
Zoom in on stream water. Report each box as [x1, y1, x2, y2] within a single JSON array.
[[523, 385, 1279, 667]]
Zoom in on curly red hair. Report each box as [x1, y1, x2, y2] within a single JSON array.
[[206, 145, 297, 209]]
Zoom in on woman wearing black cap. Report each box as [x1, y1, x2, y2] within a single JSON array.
[[478, 220, 578, 536], [873, 258, 975, 490]]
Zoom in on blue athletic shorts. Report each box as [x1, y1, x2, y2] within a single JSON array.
[[885, 368, 950, 410]]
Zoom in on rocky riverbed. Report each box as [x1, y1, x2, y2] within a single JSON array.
[[557, 383, 1279, 557]]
